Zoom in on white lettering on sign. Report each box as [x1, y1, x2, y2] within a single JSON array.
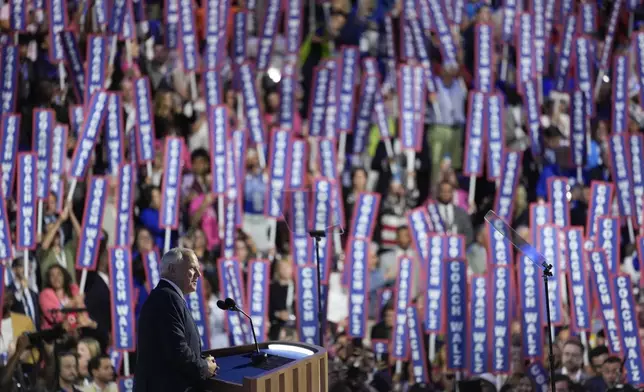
[[349, 239, 367, 337], [614, 276, 644, 384], [392, 257, 412, 358], [476, 24, 492, 92], [134, 77, 155, 161], [0, 114, 18, 198], [18, 154, 35, 248], [466, 91, 485, 175], [496, 151, 519, 220], [487, 94, 502, 178], [448, 260, 465, 368], [567, 228, 589, 330], [112, 248, 132, 348], [299, 266, 317, 343], [471, 276, 487, 374], [590, 251, 621, 353], [493, 267, 509, 371]]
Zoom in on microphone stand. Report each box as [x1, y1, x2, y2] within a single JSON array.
[[542, 263, 557, 392], [309, 230, 326, 347], [233, 305, 265, 361]]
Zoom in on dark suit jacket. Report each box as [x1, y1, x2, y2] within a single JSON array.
[[133, 279, 210, 392], [84, 274, 111, 350], [8, 284, 40, 330]]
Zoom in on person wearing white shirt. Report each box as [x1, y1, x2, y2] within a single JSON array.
[[557, 339, 590, 384], [82, 355, 118, 392]]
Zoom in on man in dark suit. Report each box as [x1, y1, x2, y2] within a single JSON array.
[[134, 248, 218, 392], [84, 249, 112, 350], [8, 258, 40, 330]]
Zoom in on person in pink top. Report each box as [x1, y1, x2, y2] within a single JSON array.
[[188, 190, 221, 252], [39, 265, 96, 331]]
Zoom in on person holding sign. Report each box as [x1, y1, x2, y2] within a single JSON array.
[[134, 248, 218, 392]]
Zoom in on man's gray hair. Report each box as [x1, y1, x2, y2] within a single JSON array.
[[160, 247, 195, 276]]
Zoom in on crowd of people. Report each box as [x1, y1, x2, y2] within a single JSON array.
[[0, 0, 643, 391]]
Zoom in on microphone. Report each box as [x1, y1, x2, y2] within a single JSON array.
[[219, 297, 267, 364]]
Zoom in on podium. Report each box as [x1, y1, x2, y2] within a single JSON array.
[[202, 341, 328, 392]]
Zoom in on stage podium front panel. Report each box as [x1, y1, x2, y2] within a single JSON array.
[[204, 342, 327, 392]]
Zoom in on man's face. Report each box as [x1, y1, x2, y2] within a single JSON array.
[[438, 183, 453, 204], [177, 253, 201, 294], [397, 228, 411, 249], [93, 358, 114, 383], [192, 157, 209, 176], [561, 343, 583, 372], [602, 361, 621, 387], [590, 353, 607, 376], [59, 355, 78, 384]]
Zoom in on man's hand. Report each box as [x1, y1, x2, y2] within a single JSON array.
[[206, 356, 218, 377]]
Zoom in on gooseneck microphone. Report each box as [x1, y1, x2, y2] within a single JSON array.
[[217, 297, 268, 365]]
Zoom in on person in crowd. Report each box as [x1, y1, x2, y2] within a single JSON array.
[[587, 346, 609, 377], [377, 177, 418, 251], [153, 89, 196, 139], [343, 167, 369, 231], [268, 257, 295, 340], [76, 338, 101, 386], [0, 291, 38, 366], [188, 180, 221, 252], [584, 356, 626, 392], [466, 225, 488, 275], [557, 339, 589, 384], [55, 351, 83, 392], [202, 272, 229, 350], [137, 186, 169, 252], [39, 265, 84, 330], [82, 354, 117, 392], [84, 247, 112, 350], [435, 180, 474, 245], [39, 203, 82, 285], [8, 257, 40, 329], [370, 301, 393, 340], [553, 374, 575, 392]]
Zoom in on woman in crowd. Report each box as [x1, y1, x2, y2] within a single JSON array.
[[38, 203, 82, 285], [268, 257, 295, 340], [137, 186, 166, 252], [202, 272, 229, 350], [38, 265, 83, 330], [76, 337, 101, 386]]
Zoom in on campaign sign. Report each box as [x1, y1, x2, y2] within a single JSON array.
[[279, 63, 296, 130], [574, 37, 593, 116], [142, 249, 161, 292], [178, 0, 198, 72], [133, 77, 156, 163], [295, 264, 320, 345], [239, 63, 266, 146], [46, 0, 67, 62], [426, 202, 445, 233], [232, 11, 248, 66], [185, 275, 210, 349], [93, 0, 108, 28], [207, 106, 228, 195], [32, 109, 53, 200], [446, 258, 466, 371], [524, 78, 541, 156], [547, 177, 570, 227], [84, 36, 107, 104], [256, 0, 280, 72], [349, 193, 380, 240], [107, 0, 127, 35], [493, 151, 522, 222], [232, 130, 247, 195], [69, 91, 108, 179], [486, 93, 504, 180], [285, 0, 301, 56], [468, 275, 489, 375], [445, 235, 466, 260], [588, 250, 621, 353], [159, 137, 183, 229], [310, 179, 332, 283], [108, 247, 136, 351], [115, 164, 134, 247], [527, 362, 549, 392], [390, 256, 413, 361], [10, 0, 26, 31], [407, 306, 430, 383], [612, 55, 630, 134], [501, 0, 517, 42], [596, 216, 621, 274], [487, 224, 513, 266], [307, 65, 330, 137], [409, 16, 429, 65], [533, 0, 545, 74], [288, 139, 306, 190], [608, 134, 635, 219], [352, 74, 378, 156], [537, 225, 562, 324], [586, 181, 614, 238], [565, 227, 591, 332], [323, 61, 338, 140], [399, 13, 414, 62], [554, 15, 576, 91], [372, 339, 389, 357], [121, 0, 135, 40], [266, 130, 291, 218], [60, 31, 85, 103], [598, 0, 621, 72], [203, 70, 222, 108], [530, 203, 552, 242], [463, 91, 486, 177], [0, 45, 18, 114], [50, 124, 67, 212], [76, 176, 108, 270], [247, 260, 270, 342], [16, 153, 37, 251], [491, 266, 511, 374], [570, 90, 587, 168], [629, 135, 644, 227], [109, 349, 123, 372], [373, 88, 391, 140], [612, 275, 644, 386], [218, 258, 249, 345], [474, 23, 493, 93], [337, 46, 358, 133], [347, 238, 369, 338], [425, 234, 446, 334], [105, 93, 124, 176], [68, 105, 84, 136], [411, 66, 426, 149], [0, 114, 20, 199], [518, 255, 544, 360], [378, 288, 393, 321], [398, 65, 416, 151], [203, 0, 222, 69], [426, 0, 458, 67], [318, 138, 337, 180], [635, 33, 644, 109], [288, 190, 313, 266], [407, 208, 432, 265], [164, 0, 179, 49], [516, 13, 535, 94]]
